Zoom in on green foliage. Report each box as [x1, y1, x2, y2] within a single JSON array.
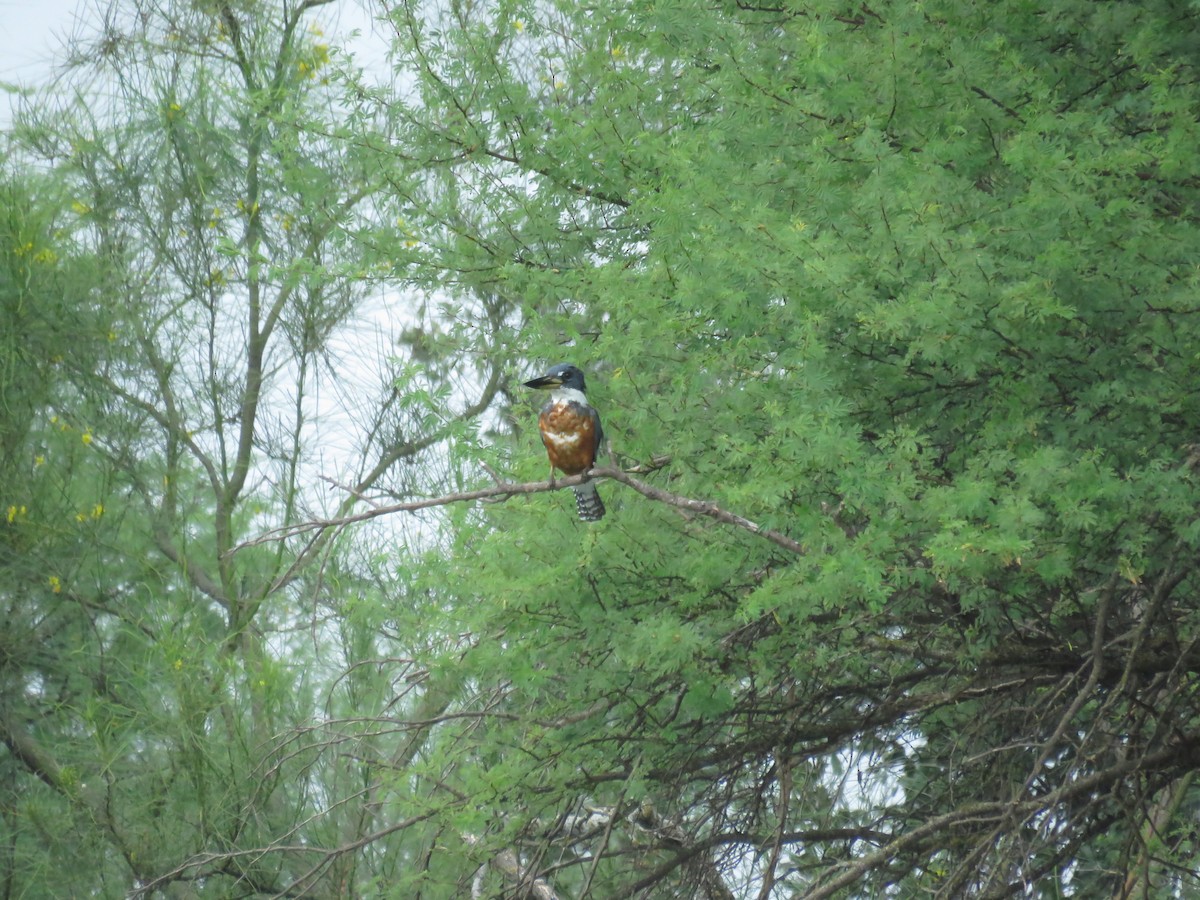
[[5, 0, 1200, 897], [379, 0, 1200, 895], [1, 1, 487, 896]]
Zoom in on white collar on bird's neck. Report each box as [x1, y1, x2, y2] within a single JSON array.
[[550, 386, 588, 406]]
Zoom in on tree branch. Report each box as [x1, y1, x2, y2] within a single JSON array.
[[0, 709, 66, 791], [597, 466, 805, 555], [239, 463, 805, 557], [805, 734, 1200, 900], [260, 365, 508, 591]]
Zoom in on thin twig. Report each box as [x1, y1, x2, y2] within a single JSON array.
[[597, 466, 804, 555]]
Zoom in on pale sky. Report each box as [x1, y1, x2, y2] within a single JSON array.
[[0, 0, 83, 90]]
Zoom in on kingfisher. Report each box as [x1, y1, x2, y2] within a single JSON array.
[[523, 363, 606, 521]]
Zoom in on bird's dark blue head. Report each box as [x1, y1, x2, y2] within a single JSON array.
[[524, 363, 587, 393]]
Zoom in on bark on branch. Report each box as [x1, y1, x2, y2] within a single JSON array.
[[240, 463, 805, 559]]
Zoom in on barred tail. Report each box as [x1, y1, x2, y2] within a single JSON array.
[[573, 482, 605, 521]]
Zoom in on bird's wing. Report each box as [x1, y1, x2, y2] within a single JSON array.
[[589, 406, 605, 457]]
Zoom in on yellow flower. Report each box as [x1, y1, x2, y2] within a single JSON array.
[[81, 430, 93, 445], [513, 19, 524, 32], [6, 505, 17, 523], [34, 455, 44, 468], [174, 658, 184, 671], [48, 575, 61, 593], [91, 504, 104, 519]]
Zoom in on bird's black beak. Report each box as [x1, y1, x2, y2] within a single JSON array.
[[523, 373, 564, 390]]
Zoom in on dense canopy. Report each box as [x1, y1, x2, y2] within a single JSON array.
[[3, 0, 1200, 896]]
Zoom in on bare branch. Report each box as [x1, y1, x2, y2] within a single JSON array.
[[238, 462, 805, 557], [598, 466, 804, 555], [805, 735, 1200, 900]]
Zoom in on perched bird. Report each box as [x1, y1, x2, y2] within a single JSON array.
[[523, 363, 606, 521]]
